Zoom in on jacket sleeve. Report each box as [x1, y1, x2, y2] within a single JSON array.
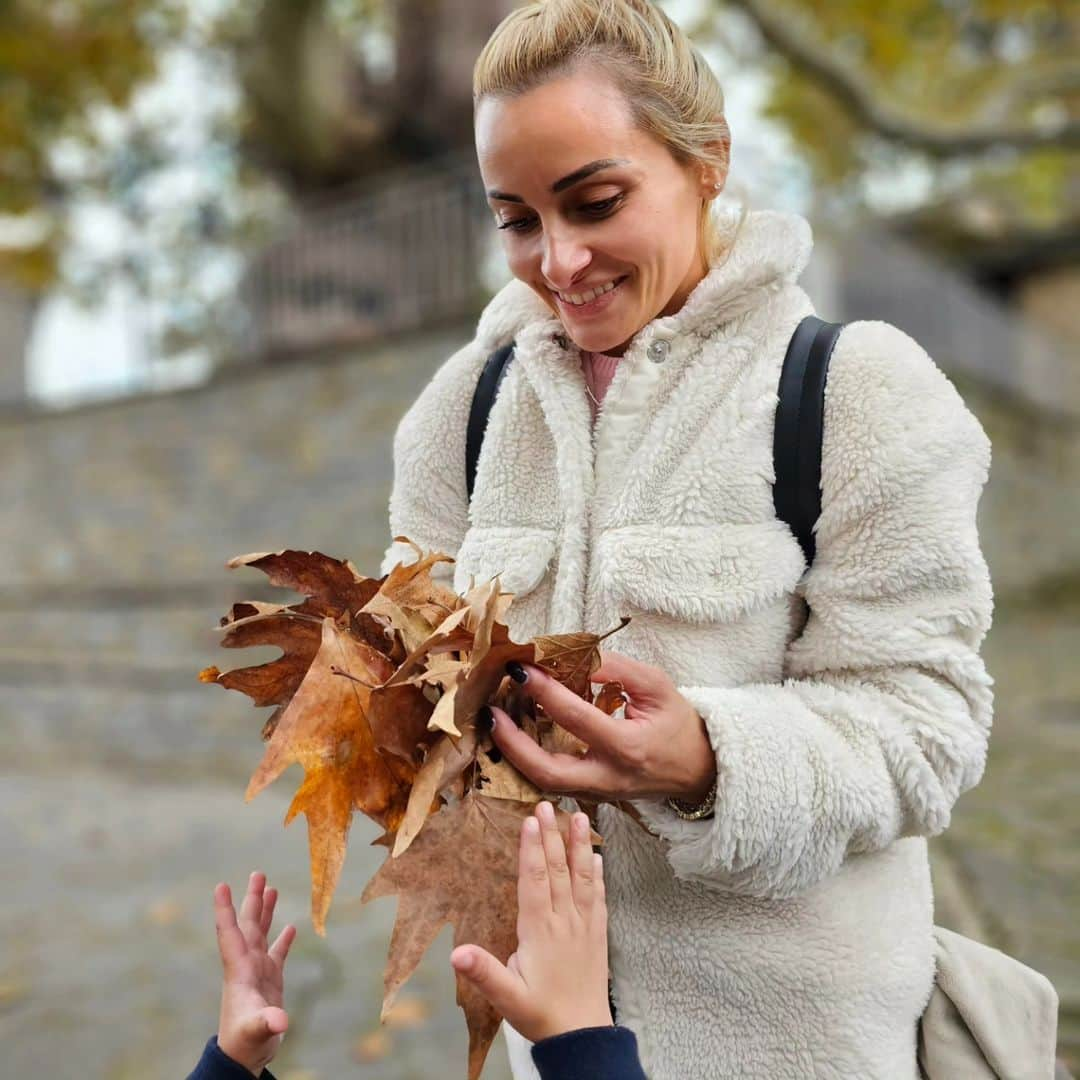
[[185, 1035, 277, 1080], [378, 338, 488, 583], [632, 319, 996, 897], [531, 1026, 648, 1080]]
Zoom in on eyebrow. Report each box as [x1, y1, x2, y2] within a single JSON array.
[[486, 158, 632, 203]]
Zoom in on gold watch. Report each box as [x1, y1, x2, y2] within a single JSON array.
[[665, 776, 717, 821]]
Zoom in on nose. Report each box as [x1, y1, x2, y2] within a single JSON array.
[[540, 225, 592, 292]]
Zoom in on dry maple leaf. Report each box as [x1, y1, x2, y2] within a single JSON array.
[[204, 551, 399, 741], [206, 605, 326, 741], [366, 681, 437, 766], [360, 538, 460, 653], [244, 617, 412, 935], [392, 729, 477, 857], [361, 794, 576, 1080], [529, 617, 631, 757]]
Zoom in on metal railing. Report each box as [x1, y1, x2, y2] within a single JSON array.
[[238, 148, 492, 358]]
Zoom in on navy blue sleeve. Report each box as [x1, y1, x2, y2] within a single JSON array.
[[185, 1035, 278, 1080], [530, 1025, 647, 1080]]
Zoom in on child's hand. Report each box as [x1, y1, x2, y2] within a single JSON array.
[[450, 801, 613, 1043], [214, 871, 297, 1077]]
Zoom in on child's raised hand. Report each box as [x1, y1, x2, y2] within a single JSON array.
[[214, 871, 297, 1077], [450, 802, 613, 1043]]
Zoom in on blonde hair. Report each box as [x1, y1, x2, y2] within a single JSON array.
[[473, 0, 744, 273]]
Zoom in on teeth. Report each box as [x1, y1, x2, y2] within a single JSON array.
[[558, 278, 620, 306]]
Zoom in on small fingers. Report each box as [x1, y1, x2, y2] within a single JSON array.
[[213, 882, 246, 967], [268, 923, 297, 969], [536, 801, 572, 914], [239, 871, 266, 937], [450, 945, 526, 1024], [260, 886, 278, 938], [567, 812, 598, 913], [517, 814, 550, 925], [593, 852, 607, 928]]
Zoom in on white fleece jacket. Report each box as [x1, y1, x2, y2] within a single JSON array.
[[380, 209, 995, 1080]]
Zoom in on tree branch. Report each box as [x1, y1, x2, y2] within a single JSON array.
[[723, 0, 1080, 156]]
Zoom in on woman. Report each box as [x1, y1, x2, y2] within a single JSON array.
[[380, 1, 995, 1077], [187, 806, 646, 1080]]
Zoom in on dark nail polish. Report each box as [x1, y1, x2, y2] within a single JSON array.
[[506, 661, 528, 684], [476, 705, 494, 733]]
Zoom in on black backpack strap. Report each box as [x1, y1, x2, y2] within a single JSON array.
[[466, 341, 516, 501], [773, 315, 844, 567]]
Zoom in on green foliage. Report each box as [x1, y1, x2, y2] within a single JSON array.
[[711, 0, 1079, 232], [0, 0, 186, 289]]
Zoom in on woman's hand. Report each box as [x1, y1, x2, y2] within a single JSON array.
[[450, 802, 613, 1043], [486, 651, 717, 803], [214, 871, 296, 1078]]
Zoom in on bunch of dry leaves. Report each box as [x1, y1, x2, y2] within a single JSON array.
[[199, 539, 631, 1078]]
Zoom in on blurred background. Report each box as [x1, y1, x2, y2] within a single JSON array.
[[0, 1, 1077, 1077]]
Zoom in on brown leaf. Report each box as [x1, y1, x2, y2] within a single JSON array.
[[361, 540, 460, 652], [532, 616, 630, 699], [367, 682, 437, 766], [384, 604, 473, 688], [212, 610, 325, 741], [392, 732, 476, 857], [245, 617, 410, 934], [532, 619, 631, 757], [474, 742, 543, 803], [226, 550, 381, 621], [362, 794, 574, 1080], [427, 666, 466, 737]]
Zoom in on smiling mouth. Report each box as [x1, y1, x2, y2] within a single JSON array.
[[553, 275, 630, 309]]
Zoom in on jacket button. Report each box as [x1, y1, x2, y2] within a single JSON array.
[[647, 339, 670, 363]]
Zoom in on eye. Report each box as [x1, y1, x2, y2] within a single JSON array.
[[581, 195, 621, 216], [496, 217, 534, 234], [496, 194, 623, 233]]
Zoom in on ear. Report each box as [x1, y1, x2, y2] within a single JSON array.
[[701, 125, 732, 195]]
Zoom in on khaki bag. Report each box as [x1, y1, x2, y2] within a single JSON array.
[[918, 926, 1060, 1080]]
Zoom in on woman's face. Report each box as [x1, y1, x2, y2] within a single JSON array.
[[475, 67, 725, 357]]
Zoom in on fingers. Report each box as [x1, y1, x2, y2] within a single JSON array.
[[214, 883, 247, 969], [268, 923, 297, 969], [216, 873, 289, 971], [567, 812, 599, 915], [450, 945, 526, 1021], [591, 651, 668, 703], [489, 708, 616, 794], [260, 886, 277, 938], [536, 802, 572, 914], [239, 871, 266, 938], [514, 665, 624, 753], [516, 814, 550, 924]]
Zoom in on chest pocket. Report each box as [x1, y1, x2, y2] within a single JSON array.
[[452, 526, 558, 642], [592, 522, 806, 686]]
